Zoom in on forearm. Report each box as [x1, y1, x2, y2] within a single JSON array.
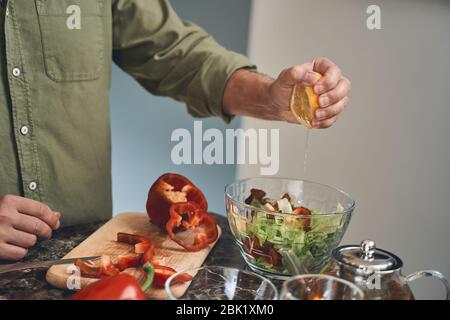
[[113, 0, 255, 123], [223, 69, 280, 121]]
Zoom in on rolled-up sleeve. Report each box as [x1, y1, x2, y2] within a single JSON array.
[[112, 0, 256, 122]]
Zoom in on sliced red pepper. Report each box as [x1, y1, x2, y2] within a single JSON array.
[[114, 253, 142, 271], [267, 246, 282, 268], [117, 232, 147, 244], [292, 206, 312, 230], [117, 232, 155, 264], [142, 244, 155, 264], [292, 206, 311, 215], [134, 241, 152, 254], [244, 188, 267, 205], [72, 263, 154, 300], [74, 255, 120, 278], [243, 236, 282, 268], [74, 231, 155, 281], [166, 202, 218, 252], [181, 184, 208, 210], [76, 233, 156, 278], [99, 255, 120, 277], [281, 193, 292, 201], [146, 173, 208, 228], [152, 264, 193, 288], [74, 258, 102, 278]]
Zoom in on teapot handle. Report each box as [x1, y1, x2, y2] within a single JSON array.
[[406, 270, 450, 300]]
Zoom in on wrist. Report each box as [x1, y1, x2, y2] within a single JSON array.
[[223, 69, 277, 120], [259, 73, 276, 108]]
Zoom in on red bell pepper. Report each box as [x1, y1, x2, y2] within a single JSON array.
[[75, 233, 155, 278], [114, 253, 142, 271], [292, 206, 312, 230], [146, 173, 208, 228], [292, 206, 311, 215], [74, 255, 120, 278], [74, 258, 102, 278], [117, 232, 149, 247], [72, 262, 154, 300], [152, 264, 193, 288], [99, 255, 120, 277], [243, 236, 282, 268], [117, 232, 155, 264], [244, 188, 267, 205], [166, 202, 218, 252]]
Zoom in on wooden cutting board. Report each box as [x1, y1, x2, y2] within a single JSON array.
[[46, 212, 221, 299]]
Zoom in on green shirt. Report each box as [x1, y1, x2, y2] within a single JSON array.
[[0, 0, 254, 226]]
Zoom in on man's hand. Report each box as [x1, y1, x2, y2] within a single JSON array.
[[270, 58, 351, 128], [0, 195, 61, 261], [223, 57, 351, 128]]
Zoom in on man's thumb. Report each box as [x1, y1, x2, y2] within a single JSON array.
[[277, 64, 318, 87]]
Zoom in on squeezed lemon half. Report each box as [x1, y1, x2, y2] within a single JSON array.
[[290, 72, 322, 128]]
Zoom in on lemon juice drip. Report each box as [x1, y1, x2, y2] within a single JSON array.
[[303, 129, 311, 178]]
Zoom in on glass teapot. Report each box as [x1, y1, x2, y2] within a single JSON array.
[[331, 240, 450, 300]]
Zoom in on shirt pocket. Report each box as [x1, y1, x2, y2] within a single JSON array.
[[35, 0, 105, 82]]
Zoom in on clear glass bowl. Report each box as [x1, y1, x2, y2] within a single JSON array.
[[281, 274, 364, 300], [225, 178, 355, 279], [165, 266, 279, 300]]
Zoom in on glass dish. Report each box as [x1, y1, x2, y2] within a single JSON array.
[[281, 274, 364, 300], [165, 266, 279, 300], [225, 178, 355, 279]]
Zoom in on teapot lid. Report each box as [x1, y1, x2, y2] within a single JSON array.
[[332, 239, 403, 272]]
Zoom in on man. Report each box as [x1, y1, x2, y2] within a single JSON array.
[[0, 0, 350, 260]]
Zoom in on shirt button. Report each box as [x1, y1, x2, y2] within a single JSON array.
[[29, 181, 38, 191], [20, 126, 29, 135], [12, 68, 21, 77]]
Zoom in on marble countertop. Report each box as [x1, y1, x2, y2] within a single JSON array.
[[0, 214, 248, 300]]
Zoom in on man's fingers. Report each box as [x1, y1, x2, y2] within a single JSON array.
[[277, 63, 318, 88], [0, 242, 28, 261], [13, 213, 52, 240], [8, 229, 37, 248], [9, 196, 59, 230], [313, 58, 342, 94], [54, 212, 61, 230], [313, 115, 338, 129], [315, 96, 349, 121], [318, 77, 351, 108]]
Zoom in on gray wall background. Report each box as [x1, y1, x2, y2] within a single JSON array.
[[110, 0, 251, 215], [240, 0, 450, 299], [109, 0, 450, 299]]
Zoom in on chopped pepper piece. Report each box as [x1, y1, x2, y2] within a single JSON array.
[[75, 233, 156, 278], [243, 236, 282, 268], [99, 255, 120, 277], [75, 255, 120, 278], [292, 206, 312, 230], [292, 206, 311, 215], [166, 202, 218, 252], [74, 258, 102, 278], [152, 264, 193, 288], [146, 173, 208, 228], [74, 255, 120, 278], [245, 188, 267, 205], [114, 253, 142, 271], [117, 232, 155, 264]]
